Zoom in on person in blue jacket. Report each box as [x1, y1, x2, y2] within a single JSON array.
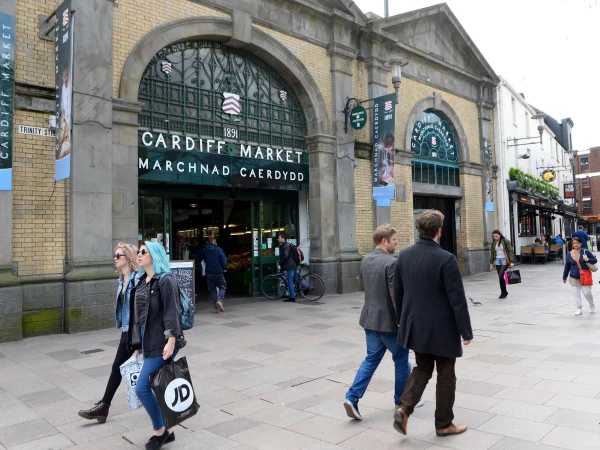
[[563, 236, 597, 315], [200, 236, 228, 313], [573, 225, 590, 250]]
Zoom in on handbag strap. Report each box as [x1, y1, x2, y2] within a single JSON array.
[[574, 250, 585, 272]]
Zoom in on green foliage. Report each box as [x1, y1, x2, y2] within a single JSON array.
[[509, 167, 559, 199]]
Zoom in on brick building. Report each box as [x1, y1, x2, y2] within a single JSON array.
[[575, 147, 600, 232], [0, 0, 499, 341]]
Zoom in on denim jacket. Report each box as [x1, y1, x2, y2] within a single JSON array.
[[115, 271, 139, 332]]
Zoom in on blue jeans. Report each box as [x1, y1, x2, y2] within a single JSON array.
[[285, 269, 296, 299], [137, 328, 179, 430], [346, 329, 411, 406]]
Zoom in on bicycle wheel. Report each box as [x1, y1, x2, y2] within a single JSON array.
[[300, 274, 325, 301], [261, 275, 287, 300]]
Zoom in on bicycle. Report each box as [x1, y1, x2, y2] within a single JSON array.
[[261, 263, 325, 301]]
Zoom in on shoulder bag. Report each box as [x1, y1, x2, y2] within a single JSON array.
[[584, 249, 598, 272], [574, 251, 593, 286]]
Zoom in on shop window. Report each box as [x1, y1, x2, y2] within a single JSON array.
[[539, 212, 552, 236], [518, 204, 537, 237], [580, 156, 589, 166], [410, 110, 460, 187]]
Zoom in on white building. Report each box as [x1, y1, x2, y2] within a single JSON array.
[[494, 77, 576, 260]]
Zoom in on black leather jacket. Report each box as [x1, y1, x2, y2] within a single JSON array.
[[136, 272, 186, 358], [279, 241, 297, 271]]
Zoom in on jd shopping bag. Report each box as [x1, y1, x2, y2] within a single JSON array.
[[507, 269, 521, 285], [151, 357, 200, 428], [119, 354, 144, 410]]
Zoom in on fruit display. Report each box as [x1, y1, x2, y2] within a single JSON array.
[[226, 251, 252, 271]]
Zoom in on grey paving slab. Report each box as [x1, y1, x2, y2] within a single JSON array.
[[221, 397, 275, 417], [532, 379, 600, 398], [178, 406, 236, 431], [220, 322, 254, 328], [56, 419, 127, 445], [492, 386, 557, 405], [246, 343, 290, 354], [44, 350, 90, 363], [545, 394, 600, 414], [485, 373, 541, 389], [477, 415, 554, 442], [169, 429, 239, 450], [487, 399, 558, 422], [199, 388, 250, 407], [0, 418, 57, 448], [456, 381, 506, 397], [249, 405, 315, 428], [411, 403, 495, 429], [468, 354, 522, 365], [213, 358, 262, 373], [423, 429, 503, 450], [0, 375, 55, 397], [544, 408, 600, 433], [287, 415, 367, 445], [304, 323, 335, 330], [239, 383, 282, 398], [229, 423, 319, 450], [339, 428, 430, 450], [16, 388, 72, 408], [319, 340, 357, 350], [205, 417, 262, 437], [286, 395, 330, 411], [277, 376, 314, 388], [240, 366, 299, 384], [540, 426, 600, 450], [489, 436, 565, 450], [256, 315, 291, 322], [8, 433, 74, 450]]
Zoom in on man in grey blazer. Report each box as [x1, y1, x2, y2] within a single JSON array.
[[343, 224, 411, 421], [393, 210, 473, 437]]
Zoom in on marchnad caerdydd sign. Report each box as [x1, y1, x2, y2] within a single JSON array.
[[138, 131, 309, 191]]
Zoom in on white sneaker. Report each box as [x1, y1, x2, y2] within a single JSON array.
[[415, 399, 425, 408], [343, 400, 363, 421], [574, 309, 583, 315], [590, 302, 595, 313]]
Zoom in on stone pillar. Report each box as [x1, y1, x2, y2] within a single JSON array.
[[112, 98, 143, 249], [65, 0, 116, 332], [0, 0, 21, 342], [306, 134, 338, 294], [328, 42, 361, 293], [478, 83, 496, 248], [366, 57, 391, 226]]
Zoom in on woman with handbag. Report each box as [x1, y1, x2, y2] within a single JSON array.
[[78, 243, 140, 423], [135, 241, 186, 450], [563, 236, 597, 315], [489, 230, 515, 298]]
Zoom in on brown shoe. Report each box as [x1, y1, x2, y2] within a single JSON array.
[[217, 301, 224, 312], [393, 407, 408, 435], [436, 423, 468, 437], [78, 401, 110, 423]]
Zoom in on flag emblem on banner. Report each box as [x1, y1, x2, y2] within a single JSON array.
[[222, 92, 241, 115], [161, 62, 172, 74], [384, 101, 393, 111], [279, 90, 288, 101], [62, 9, 69, 26]]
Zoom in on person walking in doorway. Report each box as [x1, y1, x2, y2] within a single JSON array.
[[278, 232, 297, 302], [201, 236, 227, 313], [489, 230, 515, 299], [563, 236, 596, 315], [393, 209, 473, 438], [596, 224, 600, 252], [343, 224, 411, 421], [78, 243, 140, 423]]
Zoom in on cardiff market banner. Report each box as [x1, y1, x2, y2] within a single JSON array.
[[372, 93, 396, 206], [55, 0, 74, 181], [0, 13, 15, 191]]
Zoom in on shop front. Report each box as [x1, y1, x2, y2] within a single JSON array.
[[136, 41, 309, 297]]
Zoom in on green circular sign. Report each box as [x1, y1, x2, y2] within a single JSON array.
[[350, 105, 367, 130]]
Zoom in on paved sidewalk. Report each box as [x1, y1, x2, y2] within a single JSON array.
[[1, 261, 600, 449]]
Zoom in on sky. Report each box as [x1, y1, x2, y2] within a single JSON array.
[[352, 0, 599, 150]]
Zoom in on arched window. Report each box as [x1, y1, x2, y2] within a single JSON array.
[[138, 41, 307, 153], [410, 110, 460, 187]]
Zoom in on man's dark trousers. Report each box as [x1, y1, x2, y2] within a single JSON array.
[[398, 352, 456, 429], [206, 273, 226, 309]]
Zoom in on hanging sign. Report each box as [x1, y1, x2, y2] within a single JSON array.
[[350, 105, 367, 130], [372, 93, 396, 206], [541, 169, 556, 183], [55, 0, 74, 182], [0, 13, 14, 191], [563, 182, 575, 199]]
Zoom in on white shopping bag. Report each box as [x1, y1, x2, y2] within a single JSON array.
[[119, 353, 144, 410]]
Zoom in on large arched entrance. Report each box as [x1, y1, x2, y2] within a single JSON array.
[[114, 17, 333, 296]]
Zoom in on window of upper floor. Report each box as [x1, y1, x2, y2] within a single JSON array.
[[511, 97, 517, 125], [525, 112, 530, 136], [580, 156, 589, 166]]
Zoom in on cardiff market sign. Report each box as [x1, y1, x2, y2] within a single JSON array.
[[138, 131, 309, 191]]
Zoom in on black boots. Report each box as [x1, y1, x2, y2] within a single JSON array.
[[78, 401, 110, 423]]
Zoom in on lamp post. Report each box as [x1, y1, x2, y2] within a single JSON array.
[[507, 112, 547, 148]]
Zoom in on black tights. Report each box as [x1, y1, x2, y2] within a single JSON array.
[[496, 264, 508, 295], [101, 331, 134, 405]]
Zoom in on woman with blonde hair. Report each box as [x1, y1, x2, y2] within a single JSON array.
[[78, 242, 140, 423]]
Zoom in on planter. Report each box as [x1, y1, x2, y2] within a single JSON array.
[[507, 180, 517, 191]]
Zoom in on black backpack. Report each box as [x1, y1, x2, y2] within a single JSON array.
[[288, 243, 304, 264]]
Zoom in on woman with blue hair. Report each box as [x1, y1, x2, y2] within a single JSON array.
[[135, 241, 186, 450]]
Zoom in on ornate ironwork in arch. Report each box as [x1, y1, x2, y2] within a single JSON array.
[[410, 109, 460, 187], [138, 40, 308, 151]]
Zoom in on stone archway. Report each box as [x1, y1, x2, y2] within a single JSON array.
[[118, 16, 330, 137], [404, 95, 470, 163]]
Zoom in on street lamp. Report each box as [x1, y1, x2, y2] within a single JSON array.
[[387, 58, 409, 103], [507, 112, 547, 148]]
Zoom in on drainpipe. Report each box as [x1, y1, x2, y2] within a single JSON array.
[[384, 0, 389, 17]]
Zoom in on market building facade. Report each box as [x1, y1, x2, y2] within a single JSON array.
[[0, 0, 499, 341]]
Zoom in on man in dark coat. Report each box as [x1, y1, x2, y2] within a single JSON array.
[[201, 236, 228, 313], [278, 232, 298, 302], [393, 209, 473, 438]]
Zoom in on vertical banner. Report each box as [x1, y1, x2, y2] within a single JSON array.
[[55, 0, 73, 181], [0, 13, 15, 191], [483, 137, 494, 211], [372, 93, 397, 206]]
